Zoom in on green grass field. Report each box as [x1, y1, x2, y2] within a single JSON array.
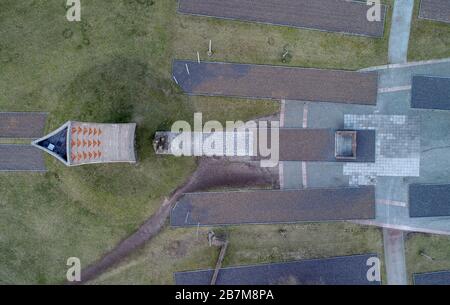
[[0, 0, 391, 284], [92, 223, 384, 284], [174, 0, 393, 70], [405, 233, 450, 284], [408, 0, 450, 61]]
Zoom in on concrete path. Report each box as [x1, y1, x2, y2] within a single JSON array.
[[383, 228, 408, 284], [388, 0, 415, 64]]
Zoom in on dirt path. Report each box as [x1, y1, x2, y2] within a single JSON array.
[[77, 157, 278, 284]]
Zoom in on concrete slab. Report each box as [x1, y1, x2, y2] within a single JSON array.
[[383, 229, 407, 285], [388, 0, 414, 64]]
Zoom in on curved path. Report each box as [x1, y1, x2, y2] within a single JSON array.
[[77, 158, 279, 284]]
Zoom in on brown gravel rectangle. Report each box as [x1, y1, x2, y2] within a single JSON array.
[[173, 61, 379, 105], [178, 0, 386, 37], [0, 112, 47, 138], [419, 0, 450, 23], [172, 186, 375, 226]]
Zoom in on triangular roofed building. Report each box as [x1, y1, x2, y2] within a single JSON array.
[[32, 121, 136, 166]]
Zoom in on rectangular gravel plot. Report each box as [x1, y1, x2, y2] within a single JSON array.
[[0, 112, 47, 138], [173, 61, 379, 105], [411, 76, 450, 110], [419, 0, 450, 23], [0, 145, 46, 172], [175, 254, 381, 285], [409, 184, 450, 217], [178, 0, 386, 37], [171, 186, 375, 226]]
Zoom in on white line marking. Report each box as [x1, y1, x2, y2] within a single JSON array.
[[376, 199, 408, 208], [185, 64, 190, 75], [302, 103, 308, 128], [279, 161, 284, 189], [280, 100, 286, 128], [173, 76, 179, 85], [360, 57, 450, 71], [302, 161, 307, 188], [378, 85, 411, 93]]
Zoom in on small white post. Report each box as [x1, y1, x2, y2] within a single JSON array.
[[207, 40, 212, 57], [197, 51, 201, 63]]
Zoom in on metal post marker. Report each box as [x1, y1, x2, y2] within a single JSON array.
[[207, 40, 212, 57]]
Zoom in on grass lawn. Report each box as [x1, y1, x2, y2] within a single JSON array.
[[174, 0, 393, 70], [1, 0, 388, 284], [408, 0, 450, 61], [405, 233, 450, 284], [92, 223, 385, 284]]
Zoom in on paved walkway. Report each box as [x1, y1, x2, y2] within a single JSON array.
[[383, 229, 407, 284], [388, 0, 414, 64]]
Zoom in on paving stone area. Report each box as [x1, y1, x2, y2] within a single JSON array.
[[344, 114, 420, 182]]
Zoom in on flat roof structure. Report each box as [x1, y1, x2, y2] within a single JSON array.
[[0, 112, 47, 138], [409, 184, 450, 217], [175, 254, 381, 285], [419, 0, 450, 23], [32, 121, 136, 166], [277, 129, 376, 162], [411, 76, 450, 110], [171, 186, 375, 226], [178, 0, 386, 37], [173, 61, 379, 105], [0, 145, 46, 172], [414, 271, 450, 285]]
